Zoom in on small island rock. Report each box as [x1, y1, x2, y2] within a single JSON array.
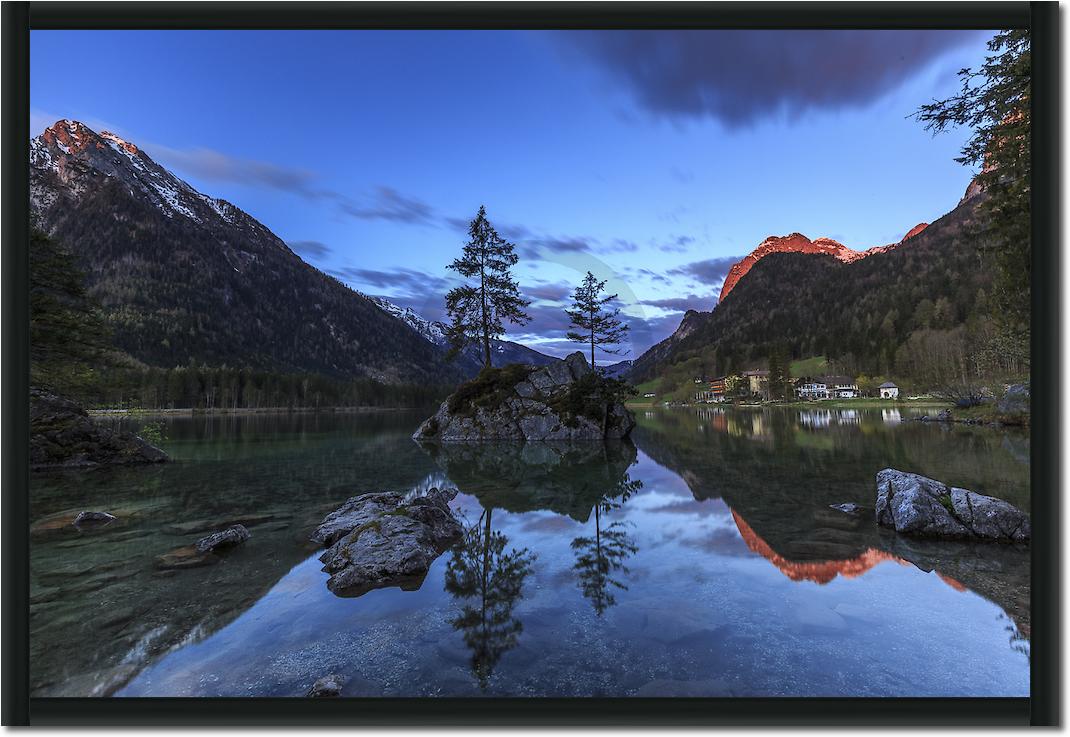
[[875, 468, 1029, 542], [413, 352, 635, 442]]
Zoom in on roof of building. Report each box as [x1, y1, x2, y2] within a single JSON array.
[[879, 381, 899, 388], [820, 376, 856, 385], [742, 369, 769, 377]]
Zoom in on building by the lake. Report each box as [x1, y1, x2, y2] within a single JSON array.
[[879, 381, 900, 399]]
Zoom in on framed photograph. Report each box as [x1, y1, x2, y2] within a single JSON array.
[[2, 1, 1059, 727]]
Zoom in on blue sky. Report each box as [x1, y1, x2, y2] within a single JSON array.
[[30, 29, 994, 360]]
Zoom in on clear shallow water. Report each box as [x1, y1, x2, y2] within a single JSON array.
[[29, 406, 1030, 698]]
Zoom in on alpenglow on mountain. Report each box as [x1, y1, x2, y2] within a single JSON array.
[[28, 120, 552, 384]]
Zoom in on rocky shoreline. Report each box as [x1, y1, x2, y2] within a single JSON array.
[[31, 389, 168, 471]]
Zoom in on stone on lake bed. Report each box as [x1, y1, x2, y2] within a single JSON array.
[[875, 468, 1030, 542], [829, 503, 866, 516], [307, 674, 345, 697], [154, 545, 219, 570], [195, 524, 251, 554], [73, 510, 116, 527]]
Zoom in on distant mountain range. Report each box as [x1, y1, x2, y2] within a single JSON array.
[[365, 295, 559, 371], [629, 182, 988, 383], [29, 120, 556, 384]]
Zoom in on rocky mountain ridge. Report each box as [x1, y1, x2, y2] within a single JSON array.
[[718, 223, 929, 304]]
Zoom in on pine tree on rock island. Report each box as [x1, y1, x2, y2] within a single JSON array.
[[566, 271, 629, 369], [445, 206, 531, 369]]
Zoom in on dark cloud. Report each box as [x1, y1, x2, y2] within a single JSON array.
[[668, 256, 740, 284], [526, 282, 573, 303], [329, 266, 451, 294], [288, 240, 331, 259], [558, 30, 984, 127], [531, 235, 595, 254], [641, 293, 715, 313]]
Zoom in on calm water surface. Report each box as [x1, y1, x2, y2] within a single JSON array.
[[29, 406, 1030, 697]]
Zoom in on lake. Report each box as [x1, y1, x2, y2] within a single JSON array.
[[28, 405, 1030, 698]]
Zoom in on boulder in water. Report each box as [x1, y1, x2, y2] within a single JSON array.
[[875, 468, 1029, 542], [311, 487, 462, 596]]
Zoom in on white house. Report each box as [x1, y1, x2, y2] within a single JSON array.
[[825, 376, 859, 399], [794, 377, 827, 400], [879, 381, 900, 399]]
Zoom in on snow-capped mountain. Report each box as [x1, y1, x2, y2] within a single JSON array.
[[29, 119, 466, 385], [366, 295, 560, 369]]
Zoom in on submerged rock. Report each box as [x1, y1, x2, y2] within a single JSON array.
[[30, 389, 168, 470], [307, 674, 345, 697], [311, 487, 462, 596], [195, 524, 251, 554], [829, 503, 866, 517], [875, 468, 1030, 542], [153, 545, 219, 570], [413, 352, 635, 442], [73, 510, 116, 527]]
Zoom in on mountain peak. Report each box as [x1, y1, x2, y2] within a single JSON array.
[[100, 130, 141, 155], [42, 119, 100, 155], [718, 222, 930, 304]]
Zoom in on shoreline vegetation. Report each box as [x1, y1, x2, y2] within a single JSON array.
[[87, 405, 427, 417]]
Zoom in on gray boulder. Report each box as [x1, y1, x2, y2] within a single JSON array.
[[413, 352, 635, 442], [195, 524, 250, 554], [875, 468, 1030, 542], [30, 389, 168, 471], [997, 383, 1030, 415], [311, 487, 462, 596], [307, 674, 345, 697]]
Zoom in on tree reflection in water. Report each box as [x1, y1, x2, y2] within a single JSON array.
[[443, 508, 535, 689], [571, 473, 642, 616]]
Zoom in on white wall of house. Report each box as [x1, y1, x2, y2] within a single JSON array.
[[880, 386, 900, 399]]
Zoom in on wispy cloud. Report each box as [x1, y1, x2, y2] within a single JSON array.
[[338, 186, 436, 225], [288, 240, 332, 259], [656, 235, 695, 254], [145, 143, 321, 196]]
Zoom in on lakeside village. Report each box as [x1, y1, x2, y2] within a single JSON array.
[[689, 371, 900, 404]]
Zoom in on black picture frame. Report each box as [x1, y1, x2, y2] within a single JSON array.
[[2, 1, 1059, 726]]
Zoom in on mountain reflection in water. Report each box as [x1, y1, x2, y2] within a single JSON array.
[[28, 407, 1029, 697]]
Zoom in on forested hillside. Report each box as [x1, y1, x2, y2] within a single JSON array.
[[631, 191, 1024, 390], [30, 120, 465, 389]]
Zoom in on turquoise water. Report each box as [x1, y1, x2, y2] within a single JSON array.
[[29, 407, 1030, 697]]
